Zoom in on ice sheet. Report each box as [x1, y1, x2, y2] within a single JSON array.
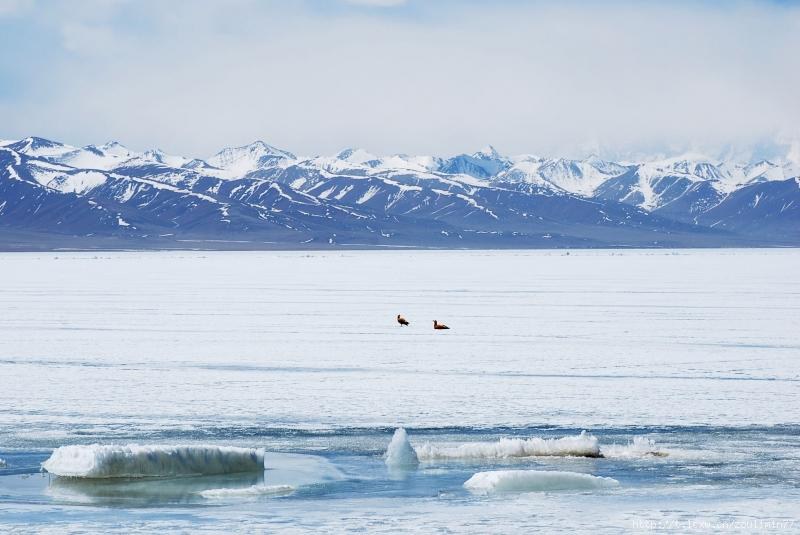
[[0, 249, 797, 443]]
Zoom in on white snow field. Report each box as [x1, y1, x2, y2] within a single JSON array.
[[0, 249, 799, 532]]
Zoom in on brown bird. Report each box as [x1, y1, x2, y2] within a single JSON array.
[[433, 320, 450, 330], [397, 314, 410, 326]]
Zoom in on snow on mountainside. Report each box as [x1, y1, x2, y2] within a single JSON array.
[[2, 137, 185, 172], [595, 154, 799, 213], [497, 155, 629, 195], [137, 149, 191, 168], [53, 142, 139, 170], [335, 148, 381, 166], [27, 160, 109, 194], [718, 160, 797, 192], [1, 135, 798, 248]]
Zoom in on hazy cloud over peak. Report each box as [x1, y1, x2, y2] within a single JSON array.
[[0, 0, 798, 162]]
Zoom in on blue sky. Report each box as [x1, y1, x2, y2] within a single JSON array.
[[1, 0, 799, 161]]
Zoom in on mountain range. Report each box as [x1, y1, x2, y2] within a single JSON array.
[[1, 136, 797, 250]]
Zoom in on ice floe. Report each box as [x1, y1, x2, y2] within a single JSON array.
[[463, 470, 619, 493], [198, 484, 295, 499], [42, 444, 265, 478], [416, 431, 601, 460]]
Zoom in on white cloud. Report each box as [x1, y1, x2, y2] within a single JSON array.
[[344, 0, 408, 6], [60, 23, 121, 55], [0, 0, 33, 17], [1, 1, 799, 161]]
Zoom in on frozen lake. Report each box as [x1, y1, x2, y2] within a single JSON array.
[[1, 249, 798, 532]]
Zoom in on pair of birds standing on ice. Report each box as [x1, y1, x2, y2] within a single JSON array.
[[397, 314, 449, 330]]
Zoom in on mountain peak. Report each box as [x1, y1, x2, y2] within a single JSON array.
[[335, 147, 357, 160], [7, 136, 73, 157], [25, 136, 63, 148], [207, 140, 295, 178], [247, 140, 269, 150], [10, 136, 62, 149], [97, 141, 134, 159], [473, 145, 502, 160], [182, 158, 220, 171], [335, 147, 378, 164], [99, 140, 129, 150], [242, 140, 294, 158], [240, 140, 293, 156]]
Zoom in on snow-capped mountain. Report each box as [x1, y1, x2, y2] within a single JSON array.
[[0, 136, 797, 250]]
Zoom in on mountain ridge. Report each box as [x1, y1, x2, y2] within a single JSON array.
[[0, 136, 797, 250]]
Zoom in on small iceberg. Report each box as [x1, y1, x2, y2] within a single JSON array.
[[385, 428, 419, 469], [198, 484, 295, 499], [464, 470, 619, 493], [0, 458, 6, 468], [416, 431, 601, 460], [42, 444, 265, 478]]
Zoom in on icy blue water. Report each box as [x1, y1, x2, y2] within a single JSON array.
[[0, 250, 798, 532], [2, 425, 800, 532]]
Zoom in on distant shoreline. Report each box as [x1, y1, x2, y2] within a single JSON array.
[[1, 240, 796, 254]]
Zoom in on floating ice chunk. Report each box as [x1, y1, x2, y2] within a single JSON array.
[[601, 436, 667, 459], [416, 431, 601, 460], [42, 444, 265, 478], [0, 458, 6, 468], [385, 428, 419, 468], [198, 484, 295, 499], [464, 470, 619, 493]]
